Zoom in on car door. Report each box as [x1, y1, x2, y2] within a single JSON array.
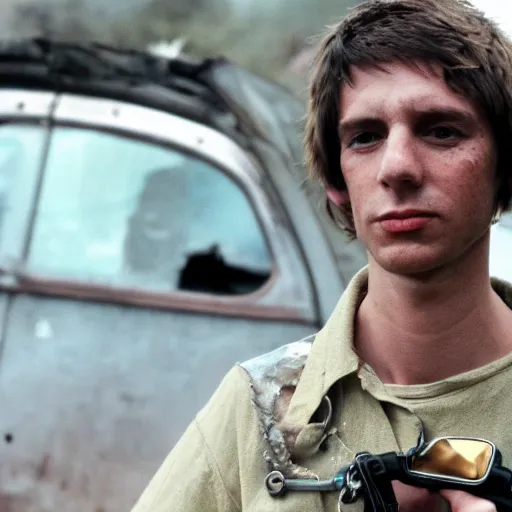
[[0, 89, 58, 511], [0, 94, 323, 511]]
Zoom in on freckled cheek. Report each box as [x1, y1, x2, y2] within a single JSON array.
[[439, 150, 496, 217]]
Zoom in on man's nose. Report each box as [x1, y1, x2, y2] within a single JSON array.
[[377, 128, 423, 191]]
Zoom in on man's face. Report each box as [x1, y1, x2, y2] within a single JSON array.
[[337, 61, 497, 275]]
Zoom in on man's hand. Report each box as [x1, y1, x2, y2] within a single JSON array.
[[439, 490, 496, 511], [393, 481, 497, 511]]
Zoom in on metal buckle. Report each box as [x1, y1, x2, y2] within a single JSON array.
[[338, 466, 362, 510]]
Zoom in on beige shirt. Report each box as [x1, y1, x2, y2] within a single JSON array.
[[131, 267, 512, 512]]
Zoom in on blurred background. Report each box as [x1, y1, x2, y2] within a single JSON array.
[[3, 0, 511, 93], [0, 0, 363, 94]]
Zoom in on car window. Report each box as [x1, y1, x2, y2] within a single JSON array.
[[27, 126, 273, 295], [0, 123, 47, 262]]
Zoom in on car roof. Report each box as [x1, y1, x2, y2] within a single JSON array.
[[0, 38, 299, 157]]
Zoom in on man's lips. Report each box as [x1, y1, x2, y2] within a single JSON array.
[[376, 210, 437, 233]]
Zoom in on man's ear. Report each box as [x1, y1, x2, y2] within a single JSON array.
[[326, 187, 350, 207]]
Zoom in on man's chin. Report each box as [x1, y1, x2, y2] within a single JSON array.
[[379, 262, 441, 278], [369, 247, 445, 277]]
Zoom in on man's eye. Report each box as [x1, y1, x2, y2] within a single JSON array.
[[427, 126, 462, 140], [348, 132, 381, 148]]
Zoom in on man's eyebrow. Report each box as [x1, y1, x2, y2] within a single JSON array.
[[412, 107, 478, 125], [338, 116, 382, 139], [338, 107, 477, 138]]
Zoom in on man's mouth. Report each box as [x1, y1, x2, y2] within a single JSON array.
[[376, 210, 437, 233]]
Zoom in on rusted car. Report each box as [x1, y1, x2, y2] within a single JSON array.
[[0, 39, 367, 511]]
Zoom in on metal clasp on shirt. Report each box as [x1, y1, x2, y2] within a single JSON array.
[[264, 463, 360, 497]]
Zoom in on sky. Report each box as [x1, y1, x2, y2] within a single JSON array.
[[469, 0, 512, 37]]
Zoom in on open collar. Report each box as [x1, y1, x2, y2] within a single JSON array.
[[280, 266, 368, 432]]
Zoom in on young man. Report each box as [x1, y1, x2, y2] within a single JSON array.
[[131, 0, 512, 510]]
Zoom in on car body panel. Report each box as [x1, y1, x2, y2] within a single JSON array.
[[0, 294, 314, 512]]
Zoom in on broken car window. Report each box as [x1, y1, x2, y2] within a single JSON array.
[[27, 126, 272, 295]]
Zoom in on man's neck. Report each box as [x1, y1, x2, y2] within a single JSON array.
[[355, 247, 512, 385]]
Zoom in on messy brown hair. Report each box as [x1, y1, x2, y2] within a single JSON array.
[[304, 0, 512, 238]]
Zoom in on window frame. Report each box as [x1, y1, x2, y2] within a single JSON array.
[[15, 93, 317, 325], [0, 89, 56, 270]]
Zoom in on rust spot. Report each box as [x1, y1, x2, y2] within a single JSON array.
[[95, 507, 105, 512], [0, 495, 16, 512], [119, 392, 135, 404], [81, 475, 90, 495], [0, 493, 30, 511], [36, 454, 51, 480], [60, 480, 69, 491]]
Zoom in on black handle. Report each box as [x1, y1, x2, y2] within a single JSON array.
[[361, 453, 512, 511], [354, 453, 399, 512]]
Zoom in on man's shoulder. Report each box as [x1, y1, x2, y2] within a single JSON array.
[[238, 334, 315, 386], [197, 336, 315, 425]]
